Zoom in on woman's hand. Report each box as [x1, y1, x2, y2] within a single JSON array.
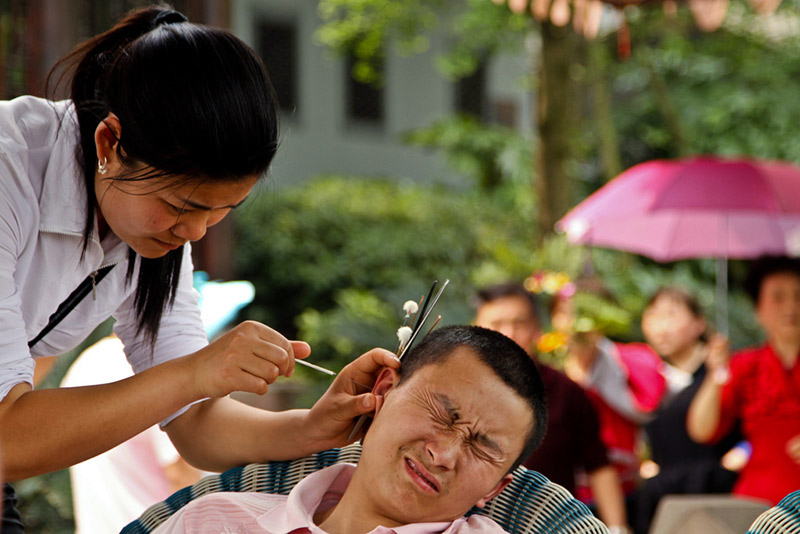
[[304, 348, 400, 448], [706, 334, 730, 376], [687, 334, 730, 443], [786, 434, 800, 465], [186, 320, 311, 399]]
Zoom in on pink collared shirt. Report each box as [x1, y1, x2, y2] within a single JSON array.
[[152, 464, 507, 534]]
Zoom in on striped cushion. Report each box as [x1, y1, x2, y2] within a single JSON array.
[[747, 490, 800, 534], [121, 443, 608, 534]]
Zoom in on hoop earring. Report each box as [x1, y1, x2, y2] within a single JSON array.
[[97, 157, 108, 175]]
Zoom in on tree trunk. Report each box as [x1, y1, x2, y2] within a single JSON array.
[[588, 39, 622, 182], [536, 20, 583, 239]]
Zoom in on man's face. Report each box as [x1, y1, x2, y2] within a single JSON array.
[[352, 347, 532, 526], [756, 272, 800, 347], [474, 296, 540, 356]]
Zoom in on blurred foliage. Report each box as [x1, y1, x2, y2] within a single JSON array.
[[316, 0, 530, 83], [403, 114, 533, 190], [608, 4, 800, 172]]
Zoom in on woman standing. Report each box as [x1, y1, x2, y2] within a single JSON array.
[[689, 257, 800, 505], [0, 6, 397, 530], [633, 287, 741, 534]]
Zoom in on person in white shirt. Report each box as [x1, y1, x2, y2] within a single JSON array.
[[0, 6, 397, 531], [152, 325, 548, 534]]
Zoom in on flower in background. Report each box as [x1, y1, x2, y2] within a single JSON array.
[[524, 270, 576, 299], [537, 331, 569, 355], [523, 270, 633, 363]]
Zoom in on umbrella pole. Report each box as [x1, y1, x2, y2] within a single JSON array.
[[716, 256, 729, 336], [716, 213, 730, 336]]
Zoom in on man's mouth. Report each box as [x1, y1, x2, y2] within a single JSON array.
[[405, 458, 440, 493]]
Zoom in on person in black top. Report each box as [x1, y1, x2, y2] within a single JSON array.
[[633, 286, 743, 534]]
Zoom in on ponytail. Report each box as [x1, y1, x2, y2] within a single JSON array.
[[47, 5, 279, 345]]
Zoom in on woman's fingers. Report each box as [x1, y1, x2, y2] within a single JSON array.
[[290, 340, 312, 361], [337, 348, 400, 391], [191, 321, 310, 398], [300, 348, 401, 448], [706, 334, 730, 371]]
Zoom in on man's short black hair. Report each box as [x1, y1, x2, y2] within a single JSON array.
[[471, 283, 541, 328], [399, 325, 547, 472], [744, 256, 800, 303]]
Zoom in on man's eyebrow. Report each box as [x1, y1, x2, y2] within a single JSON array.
[[174, 195, 248, 211], [433, 392, 458, 417], [432, 392, 504, 455]]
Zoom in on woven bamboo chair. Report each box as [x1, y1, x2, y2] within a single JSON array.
[[121, 443, 609, 534], [746, 490, 800, 534]]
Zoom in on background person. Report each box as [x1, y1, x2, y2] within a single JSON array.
[[548, 285, 665, 508], [473, 283, 630, 533], [633, 286, 742, 534], [688, 256, 800, 505], [0, 6, 397, 530]]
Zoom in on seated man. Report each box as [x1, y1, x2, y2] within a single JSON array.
[[153, 325, 548, 534]]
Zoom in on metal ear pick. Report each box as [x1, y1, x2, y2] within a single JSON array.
[[396, 279, 449, 360], [347, 279, 450, 441]]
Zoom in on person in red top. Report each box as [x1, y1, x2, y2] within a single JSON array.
[[688, 256, 800, 505]]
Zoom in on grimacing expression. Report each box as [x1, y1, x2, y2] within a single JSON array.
[[353, 347, 533, 526], [474, 296, 540, 356], [756, 271, 800, 346], [641, 294, 706, 361], [94, 174, 257, 258]]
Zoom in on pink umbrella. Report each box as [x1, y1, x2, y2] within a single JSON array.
[[555, 156, 800, 333]]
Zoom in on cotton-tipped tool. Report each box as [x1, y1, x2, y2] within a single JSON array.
[[295, 358, 337, 377], [347, 279, 450, 441], [294, 358, 371, 391]]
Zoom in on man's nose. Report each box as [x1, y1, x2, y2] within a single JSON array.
[[426, 434, 459, 470]]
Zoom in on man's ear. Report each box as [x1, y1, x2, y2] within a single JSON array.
[[371, 367, 399, 416], [473, 474, 513, 509], [359, 367, 400, 445], [94, 113, 122, 169]]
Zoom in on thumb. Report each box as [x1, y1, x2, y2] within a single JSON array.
[[290, 340, 312, 360], [342, 392, 377, 418]]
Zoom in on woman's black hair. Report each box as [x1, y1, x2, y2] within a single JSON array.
[[744, 256, 800, 304], [46, 5, 278, 344]]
